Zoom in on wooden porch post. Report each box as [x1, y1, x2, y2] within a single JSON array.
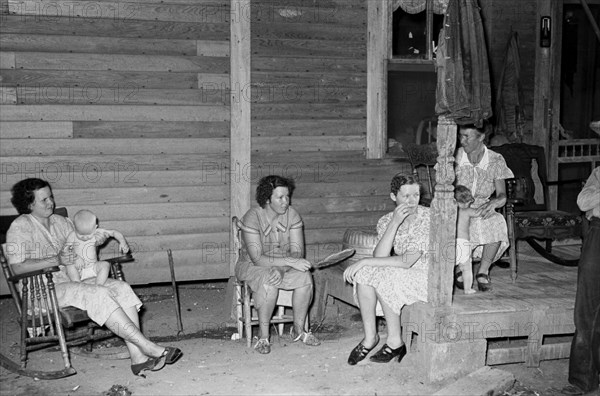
[[426, 116, 457, 307], [366, 0, 390, 159]]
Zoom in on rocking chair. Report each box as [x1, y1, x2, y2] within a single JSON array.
[[491, 143, 583, 280], [0, 207, 134, 379]]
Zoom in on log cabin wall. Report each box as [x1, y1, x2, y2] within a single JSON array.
[[248, 0, 408, 262], [0, 0, 231, 287]]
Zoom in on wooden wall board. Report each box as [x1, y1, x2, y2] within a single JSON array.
[[58, 202, 229, 221], [9, 0, 231, 23], [0, 34, 199, 56], [102, 217, 228, 236], [0, 153, 230, 172], [73, 121, 229, 138], [0, 16, 229, 41], [0, 104, 230, 121], [293, 196, 393, 214], [251, 71, 366, 87], [0, 138, 228, 156], [0, 121, 73, 138], [196, 41, 230, 57], [253, 135, 364, 152], [249, 4, 366, 26], [252, 119, 365, 137], [0, 185, 228, 206], [248, 87, 366, 105], [10, 87, 229, 106], [1, 70, 228, 90], [8, 52, 230, 72], [251, 103, 365, 120], [0, 87, 17, 104], [252, 38, 366, 59], [252, 23, 365, 43], [0, 51, 15, 69]]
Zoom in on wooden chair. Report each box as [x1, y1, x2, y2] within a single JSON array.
[[0, 208, 134, 379], [231, 216, 303, 347], [491, 143, 584, 280], [404, 142, 438, 205]]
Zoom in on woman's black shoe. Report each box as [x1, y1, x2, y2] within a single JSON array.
[[131, 356, 165, 377], [347, 336, 379, 365], [369, 344, 407, 363]]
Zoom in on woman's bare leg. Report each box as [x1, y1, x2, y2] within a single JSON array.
[[378, 295, 403, 349], [292, 283, 312, 334], [257, 287, 278, 340], [104, 307, 164, 364], [477, 242, 501, 281], [356, 283, 379, 347]]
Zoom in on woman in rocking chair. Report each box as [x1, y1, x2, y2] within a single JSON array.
[[5, 178, 182, 377]]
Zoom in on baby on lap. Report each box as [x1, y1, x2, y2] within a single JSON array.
[[64, 209, 129, 285]]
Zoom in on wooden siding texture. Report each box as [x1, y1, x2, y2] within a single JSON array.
[[249, 0, 408, 263], [0, 0, 231, 285]]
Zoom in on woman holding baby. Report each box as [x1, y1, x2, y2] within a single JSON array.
[[5, 178, 182, 377]]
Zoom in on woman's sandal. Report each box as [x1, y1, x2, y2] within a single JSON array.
[[160, 346, 183, 365], [369, 343, 407, 363], [476, 273, 492, 292], [290, 329, 321, 346], [254, 338, 271, 354], [131, 356, 166, 378], [347, 335, 380, 365]]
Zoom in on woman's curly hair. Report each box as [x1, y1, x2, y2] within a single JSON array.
[[256, 175, 295, 208], [11, 178, 52, 214], [390, 173, 420, 195]]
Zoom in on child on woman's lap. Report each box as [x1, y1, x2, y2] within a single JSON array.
[[455, 185, 479, 295], [64, 209, 129, 285]]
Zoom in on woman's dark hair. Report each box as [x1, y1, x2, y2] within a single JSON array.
[[390, 173, 420, 195], [11, 178, 52, 214], [256, 175, 295, 208]]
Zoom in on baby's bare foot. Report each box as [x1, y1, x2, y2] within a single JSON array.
[[464, 288, 476, 295]]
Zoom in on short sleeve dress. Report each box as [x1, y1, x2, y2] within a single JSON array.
[[455, 146, 514, 261], [234, 206, 312, 308], [353, 205, 431, 315], [6, 214, 142, 326]]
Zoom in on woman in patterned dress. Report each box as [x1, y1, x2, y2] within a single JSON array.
[[6, 178, 182, 377], [235, 175, 320, 354], [454, 126, 514, 292], [343, 174, 430, 365]]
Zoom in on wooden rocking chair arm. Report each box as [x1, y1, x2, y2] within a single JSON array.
[[105, 252, 134, 265], [8, 265, 61, 282]]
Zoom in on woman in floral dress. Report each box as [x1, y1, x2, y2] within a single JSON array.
[[343, 174, 430, 365]]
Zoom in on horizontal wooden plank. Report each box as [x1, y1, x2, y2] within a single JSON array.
[[0, 121, 73, 138], [9, 0, 231, 23], [0, 153, 231, 172], [251, 103, 365, 120], [252, 119, 365, 136], [58, 202, 229, 221], [252, 38, 366, 58], [102, 231, 228, 252], [0, 105, 230, 121], [1, 70, 228, 90], [250, 5, 366, 26], [101, 217, 228, 236], [9, 52, 229, 72], [0, 51, 15, 68], [195, 40, 230, 57], [0, 15, 229, 41], [74, 121, 229, 138], [10, 87, 229, 106], [249, 86, 365, 104], [0, 34, 198, 56], [0, 138, 228, 156], [293, 196, 394, 214], [302, 211, 383, 230], [0, 169, 229, 191], [252, 71, 366, 87], [253, 135, 364, 152], [252, 56, 365, 74], [0, 87, 17, 104], [252, 23, 365, 43], [0, 185, 229, 206]]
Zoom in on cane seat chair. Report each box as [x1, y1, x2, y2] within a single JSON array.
[[232, 216, 304, 347], [0, 207, 134, 379], [491, 143, 583, 279]]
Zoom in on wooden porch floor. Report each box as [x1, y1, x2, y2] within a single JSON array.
[[403, 243, 580, 368]]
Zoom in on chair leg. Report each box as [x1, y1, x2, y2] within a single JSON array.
[[235, 283, 243, 339], [277, 306, 285, 336], [243, 282, 252, 348], [506, 205, 517, 282]]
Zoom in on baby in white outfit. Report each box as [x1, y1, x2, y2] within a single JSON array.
[[64, 210, 129, 285], [455, 185, 479, 295]]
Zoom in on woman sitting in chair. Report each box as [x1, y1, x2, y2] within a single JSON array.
[[455, 125, 514, 292], [5, 178, 182, 377], [343, 173, 430, 365], [235, 175, 320, 354]]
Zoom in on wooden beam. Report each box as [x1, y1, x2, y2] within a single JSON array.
[[229, 0, 251, 276], [366, 0, 388, 159], [427, 116, 457, 307]]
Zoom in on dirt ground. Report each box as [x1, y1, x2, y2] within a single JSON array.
[[1, 281, 598, 396]]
